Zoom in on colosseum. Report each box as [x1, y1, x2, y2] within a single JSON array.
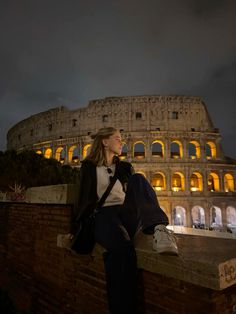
[[7, 95, 236, 231]]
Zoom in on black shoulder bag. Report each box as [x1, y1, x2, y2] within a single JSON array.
[[70, 171, 118, 254]]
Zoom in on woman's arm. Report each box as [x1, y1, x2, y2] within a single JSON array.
[[70, 161, 97, 234]]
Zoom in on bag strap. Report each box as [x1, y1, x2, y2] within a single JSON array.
[[96, 167, 118, 210]]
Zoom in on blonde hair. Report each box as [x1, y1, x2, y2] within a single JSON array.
[[86, 127, 119, 166]]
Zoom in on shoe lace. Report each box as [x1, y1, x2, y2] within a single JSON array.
[[156, 226, 177, 243], [165, 228, 178, 243]]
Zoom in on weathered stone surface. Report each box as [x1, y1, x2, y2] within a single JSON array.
[[135, 232, 236, 290], [25, 184, 77, 204]]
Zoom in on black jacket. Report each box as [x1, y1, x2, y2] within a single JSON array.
[[70, 158, 134, 234]]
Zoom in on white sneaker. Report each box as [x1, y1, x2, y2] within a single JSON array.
[[153, 225, 178, 255]]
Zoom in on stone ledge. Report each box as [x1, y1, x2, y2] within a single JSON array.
[[134, 232, 236, 291], [25, 184, 77, 204], [57, 232, 236, 291]]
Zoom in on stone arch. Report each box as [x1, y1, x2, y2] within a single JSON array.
[[151, 172, 166, 191], [173, 206, 186, 226], [205, 141, 216, 159], [151, 140, 164, 158], [83, 144, 91, 159], [188, 141, 200, 159], [120, 142, 128, 160], [190, 172, 203, 192], [133, 141, 145, 159], [68, 145, 79, 163], [172, 172, 185, 191], [44, 148, 52, 159], [170, 140, 183, 159], [224, 173, 235, 192], [207, 172, 220, 192], [55, 147, 66, 163], [191, 205, 205, 227], [210, 206, 222, 227]]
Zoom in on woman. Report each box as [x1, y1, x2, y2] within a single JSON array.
[[70, 127, 178, 314]]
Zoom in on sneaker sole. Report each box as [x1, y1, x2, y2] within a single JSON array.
[[154, 246, 179, 256]]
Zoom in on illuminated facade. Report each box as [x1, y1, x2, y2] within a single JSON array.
[[7, 95, 236, 229]]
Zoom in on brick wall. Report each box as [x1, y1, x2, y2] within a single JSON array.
[[0, 202, 236, 314]]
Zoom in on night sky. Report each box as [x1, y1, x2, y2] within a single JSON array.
[[0, 0, 236, 157]]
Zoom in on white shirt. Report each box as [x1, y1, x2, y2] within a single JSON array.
[[96, 165, 125, 206]]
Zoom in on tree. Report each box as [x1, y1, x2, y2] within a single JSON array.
[[0, 150, 79, 192]]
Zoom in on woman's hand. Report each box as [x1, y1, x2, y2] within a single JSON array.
[[66, 233, 74, 240]]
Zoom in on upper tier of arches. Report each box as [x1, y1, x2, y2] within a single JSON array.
[[37, 138, 222, 163]]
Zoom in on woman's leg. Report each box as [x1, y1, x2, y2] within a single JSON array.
[[95, 205, 138, 314], [123, 173, 178, 255], [124, 173, 169, 232]]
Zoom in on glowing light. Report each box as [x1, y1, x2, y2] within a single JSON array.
[[173, 187, 181, 192]]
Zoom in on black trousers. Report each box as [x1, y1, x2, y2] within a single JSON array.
[[94, 173, 168, 314]]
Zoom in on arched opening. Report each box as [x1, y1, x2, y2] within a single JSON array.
[[151, 172, 166, 191], [171, 172, 184, 191], [120, 143, 128, 160], [83, 144, 91, 159], [44, 148, 52, 159], [224, 173, 234, 192], [191, 205, 205, 228], [151, 141, 164, 158], [205, 142, 216, 159], [207, 172, 220, 192], [133, 142, 145, 159], [173, 206, 186, 226], [210, 206, 222, 228], [188, 141, 200, 159], [170, 140, 183, 159], [55, 147, 66, 163], [226, 206, 236, 228], [190, 172, 203, 192], [68, 145, 79, 163]]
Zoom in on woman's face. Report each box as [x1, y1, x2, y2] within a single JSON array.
[[103, 131, 122, 155]]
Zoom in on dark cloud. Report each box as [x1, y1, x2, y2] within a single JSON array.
[[0, 0, 236, 157]]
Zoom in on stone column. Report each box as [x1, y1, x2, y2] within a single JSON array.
[[127, 137, 133, 161], [145, 137, 152, 160], [205, 202, 211, 228], [221, 203, 227, 227], [185, 166, 190, 192], [78, 140, 83, 160], [186, 204, 192, 227], [200, 138, 206, 160], [165, 137, 170, 159], [64, 145, 68, 164], [219, 170, 224, 192], [166, 169, 171, 192], [182, 138, 188, 159]]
